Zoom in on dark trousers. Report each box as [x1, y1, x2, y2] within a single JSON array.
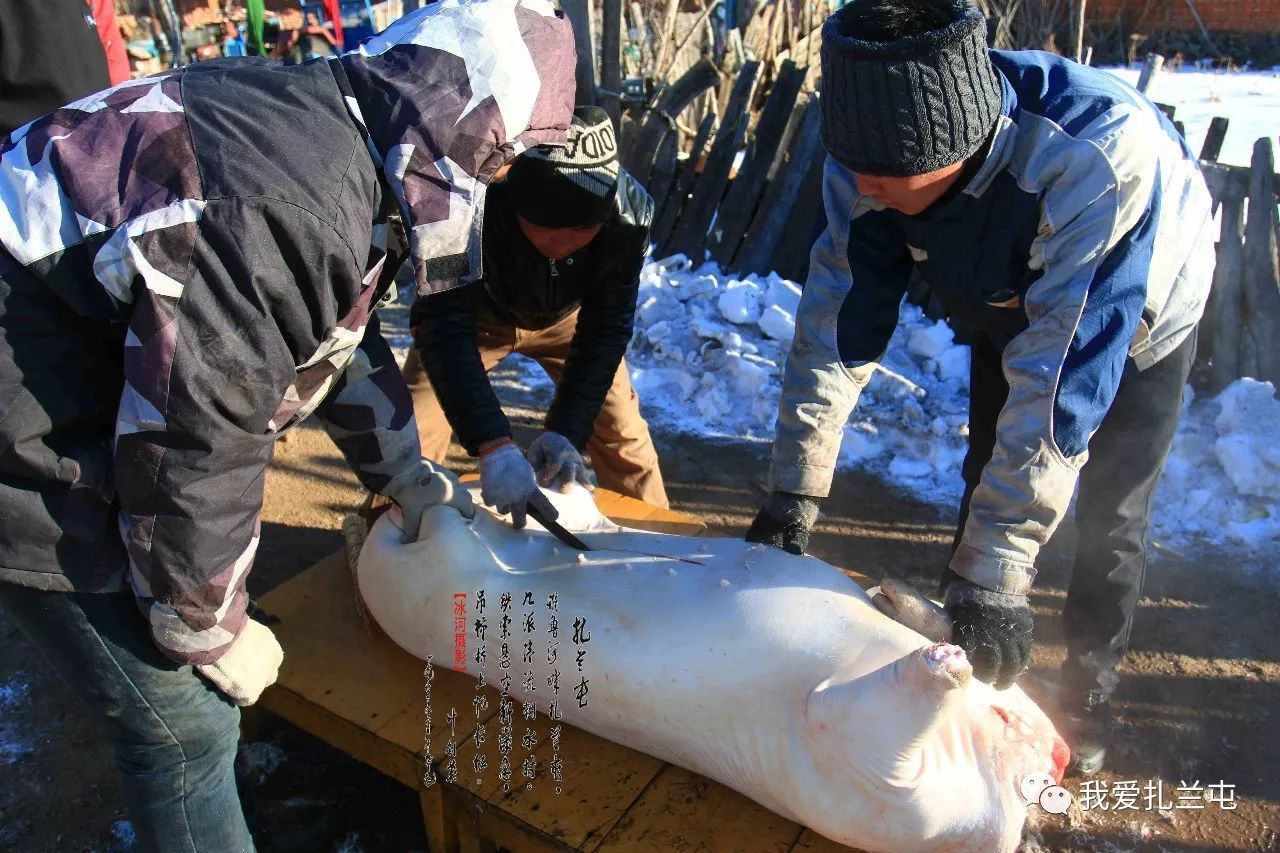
[[0, 584, 253, 852], [951, 329, 1196, 709]]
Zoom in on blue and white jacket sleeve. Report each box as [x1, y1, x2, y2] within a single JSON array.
[[952, 106, 1161, 595], [768, 157, 913, 497]]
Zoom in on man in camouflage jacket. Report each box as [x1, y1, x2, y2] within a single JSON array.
[[0, 1, 575, 847]]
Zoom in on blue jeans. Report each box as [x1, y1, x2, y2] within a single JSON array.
[[0, 583, 254, 852]]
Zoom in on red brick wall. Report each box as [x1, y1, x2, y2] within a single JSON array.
[[1089, 0, 1280, 34]]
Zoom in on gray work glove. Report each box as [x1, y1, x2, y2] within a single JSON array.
[[744, 491, 821, 555], [479, 442, 559, 530], [527, 431, 595, 493], [941, 567, 1034, 690], [384, 458, 476, 544]]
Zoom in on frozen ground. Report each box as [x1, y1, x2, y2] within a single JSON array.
[[1102, 66, 1280, 167]]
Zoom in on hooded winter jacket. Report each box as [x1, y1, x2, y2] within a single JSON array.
[[769, 50, 1215, 596], [0, 0, 576, 664]]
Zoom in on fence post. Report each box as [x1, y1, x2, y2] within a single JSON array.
[[600, 0, 624, 130], [1136, 53, 1164, 94], [1199, 116, 1229, 162], [562, 0, 597, 106], [1207, 186, 1246, 392], [1241, 137, 1280, 388], [667, 61, 761, 260]]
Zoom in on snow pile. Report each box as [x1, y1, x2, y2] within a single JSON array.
[[1153, 378, 1280, 550], [627, 256, 971, 500]]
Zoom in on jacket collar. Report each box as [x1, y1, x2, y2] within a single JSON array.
[[334, 0, 576, 296], [959, 63, 1018, 200]]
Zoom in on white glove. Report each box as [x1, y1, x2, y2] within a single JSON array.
[[527, 431, 595, 493], [479, 441, 559, 530], [384, 458, 476, 544], [195, 619, 284, 707]]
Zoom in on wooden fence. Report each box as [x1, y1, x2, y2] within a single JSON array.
[[1199, 135, 1280, 393]]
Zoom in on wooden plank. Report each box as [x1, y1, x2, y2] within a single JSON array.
[[421, 785, 461, 853], [1208, 190, 1246, 391], [666, 61, 761, 260], [593, 763, 804, 852], [1136, 53, 1163, 93], [600, 0, 624, 130], [709, 60, 806, 268], [562, 0, 597, 107], [653, 110, 716, 249], [256, 551, 423, 736], [734, 96, 822, 274], [646, 129, 681, 220], [264, 681, 421, 786], [502, 719, 665, 851], [1199, 116, 1229, 161], [767, 124, 827, 282], [1241, 136, 1280, 388], [622, 57, 719, 183]]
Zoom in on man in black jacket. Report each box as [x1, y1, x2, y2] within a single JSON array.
[[403, 106, 669, 526]]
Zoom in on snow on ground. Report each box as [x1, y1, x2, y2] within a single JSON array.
[[1102, 66, 1280, 168], [623, 256, 1278, 562]]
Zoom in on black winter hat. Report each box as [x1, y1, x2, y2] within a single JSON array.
[[504, 105, 620, 228], [819, 0, 1003, 176]]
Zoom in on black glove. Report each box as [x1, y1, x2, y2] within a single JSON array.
[[744, 492, 821, 555], [940, 567, 1034, 690]]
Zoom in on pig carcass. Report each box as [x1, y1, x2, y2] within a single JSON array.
[[356, 486, 1068, 853]]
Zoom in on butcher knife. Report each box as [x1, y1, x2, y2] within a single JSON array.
[[526, 500, 592, 551], [524, 500, 708, 566]]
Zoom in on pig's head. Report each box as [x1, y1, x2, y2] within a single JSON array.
[[798, 641, 1069, 853]]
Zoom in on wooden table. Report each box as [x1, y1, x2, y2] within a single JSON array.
[[255, 488, 869, 853]]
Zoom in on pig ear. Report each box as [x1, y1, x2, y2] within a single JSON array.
[[807, 643, 971, 785]]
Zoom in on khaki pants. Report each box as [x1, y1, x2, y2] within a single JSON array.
[[402, 309, 669, 508]]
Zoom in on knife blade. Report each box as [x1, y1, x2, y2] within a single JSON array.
[[526, 501, 592, 551], [525, 501, 708, 565]]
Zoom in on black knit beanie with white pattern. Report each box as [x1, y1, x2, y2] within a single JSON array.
[[819, 0, 1002, 177], [505, 105, 620, 228]]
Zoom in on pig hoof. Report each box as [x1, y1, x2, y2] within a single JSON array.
[[922, 643, 972, 687]]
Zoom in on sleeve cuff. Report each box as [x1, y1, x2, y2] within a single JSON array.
[[768, 460, 837, 498], [949, 542, 1037, 595]]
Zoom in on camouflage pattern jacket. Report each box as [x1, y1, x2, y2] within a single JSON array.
[[0, 0, 575, 664]]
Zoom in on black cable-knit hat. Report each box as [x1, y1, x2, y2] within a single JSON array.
[[505, 105, 620, 228], [819, 0, 1003, 177]]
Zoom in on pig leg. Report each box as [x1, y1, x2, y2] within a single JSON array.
[[807, 643, 972, 785]]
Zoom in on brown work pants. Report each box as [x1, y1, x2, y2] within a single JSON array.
[[402, 309, 669, 508]]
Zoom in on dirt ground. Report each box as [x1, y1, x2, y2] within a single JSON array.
[[2, 360, 1277, 852]]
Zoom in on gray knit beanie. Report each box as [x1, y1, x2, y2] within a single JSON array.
[[819, 0, 1003, 176]]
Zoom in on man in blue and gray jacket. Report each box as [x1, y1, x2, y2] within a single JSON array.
[[745, 0, 1214, 774]]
